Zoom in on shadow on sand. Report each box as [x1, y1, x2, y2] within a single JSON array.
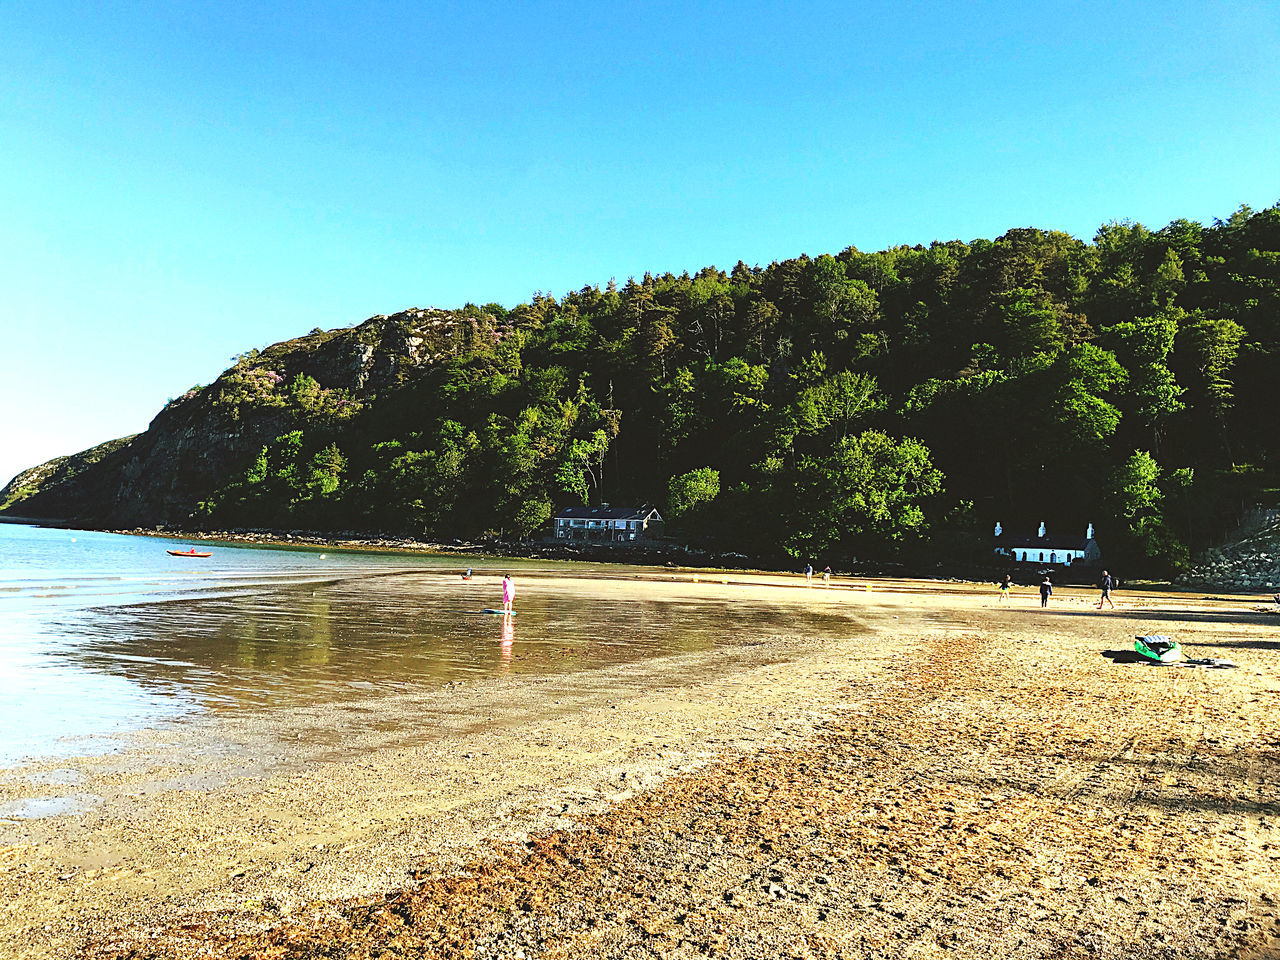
[[1044, 607, 1279, 629], [1195, 638, 1280, 651], [1100, 649, 1238, 668]]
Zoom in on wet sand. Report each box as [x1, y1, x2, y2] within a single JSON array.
[[3, 573, 1280, 959]]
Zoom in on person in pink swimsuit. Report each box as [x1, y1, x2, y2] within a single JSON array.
[[502, 574, 515, 614]]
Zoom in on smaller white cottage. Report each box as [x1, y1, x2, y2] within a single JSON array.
[[992, 521, 1101, 567], [553, 505, 664, 543]]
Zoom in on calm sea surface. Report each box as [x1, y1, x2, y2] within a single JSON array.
[[1, 523, 856, 770]]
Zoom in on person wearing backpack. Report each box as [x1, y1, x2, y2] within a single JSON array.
[[1097, 570, 1115, 610]]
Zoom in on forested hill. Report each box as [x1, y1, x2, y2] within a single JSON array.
[[5, 203, 1279, 574]]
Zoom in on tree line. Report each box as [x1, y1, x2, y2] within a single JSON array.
[[196, 203, 1280, 574]]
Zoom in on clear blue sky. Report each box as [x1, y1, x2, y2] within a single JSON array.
[[2, 0, 1278, 487]]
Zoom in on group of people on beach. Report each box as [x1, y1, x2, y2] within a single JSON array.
[[998, 570, 1116, 609], [803, 563, 832, 585], [489, 564, 1119, 622]]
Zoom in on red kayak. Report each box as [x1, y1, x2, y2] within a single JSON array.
[[167, 548, 212, 558]]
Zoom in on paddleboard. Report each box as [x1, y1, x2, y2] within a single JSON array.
[[481, 609, 515, 615]]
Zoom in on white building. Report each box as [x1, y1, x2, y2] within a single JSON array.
[[553, 505, 664, 543], [992, 521, 1101, 566]]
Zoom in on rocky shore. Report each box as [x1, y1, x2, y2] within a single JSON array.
[[105, 525, 762, 568], [108, 525, 484, 554], [1179, 509, 1280, 593]]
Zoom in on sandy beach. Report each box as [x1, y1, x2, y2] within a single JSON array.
[[3, 572, 1279, 959]]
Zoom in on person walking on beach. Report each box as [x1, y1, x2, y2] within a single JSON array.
[[501, 574, 515, 614], [1039, 575, 1053, 608], [1097, 569, 1115, 610], [822, 565, 832, 587], [998, 573, 1013, 602], [805, 563, 813, 584]]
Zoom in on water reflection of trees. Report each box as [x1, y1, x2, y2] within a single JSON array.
[[43, 580, 863, 712]]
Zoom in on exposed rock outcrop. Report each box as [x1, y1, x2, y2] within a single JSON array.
[[0, 435, 139, 513], [1178, 508, 1280, 590], [1, 308, 507, 526]]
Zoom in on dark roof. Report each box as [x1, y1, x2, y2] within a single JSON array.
[[996, 535, 1090, 550], [555, 506, 661, 521]]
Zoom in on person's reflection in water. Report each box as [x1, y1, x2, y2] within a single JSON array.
[[501, 614, 514, 666]]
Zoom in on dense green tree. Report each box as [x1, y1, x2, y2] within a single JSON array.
[[1103, 451, 1189, 575], [784, 430, 943, 559], [305, 443, 345, 497], [994, 287, 1068, 367], [170, 200, 1280, 574], [1101, 308, 1184, 452], [1175, 315, 1246, 461], [667, 467, 720, 518], [791, 369, 880, 440]]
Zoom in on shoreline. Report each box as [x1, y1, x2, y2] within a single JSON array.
[[0, 514, 748, 570], [46, 521, 1280, 599], [1, 573, 1279, 957], [8, 512, 1278, 594], [0, 514, 1020, 583]]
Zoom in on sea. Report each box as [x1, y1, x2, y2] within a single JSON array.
[[0, 522, 847, 772]]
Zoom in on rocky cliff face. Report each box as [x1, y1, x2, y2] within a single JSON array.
[[0, 435, 139, 514], [1, 308, 506, 525]]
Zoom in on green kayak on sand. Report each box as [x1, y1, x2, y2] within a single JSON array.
[[1107, 636, 1235, 669], [1134, 635, 1183, 663]]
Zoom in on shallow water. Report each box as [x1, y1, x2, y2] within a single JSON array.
[[0, 522, 444, 766], [0, 523, 861, 771]]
